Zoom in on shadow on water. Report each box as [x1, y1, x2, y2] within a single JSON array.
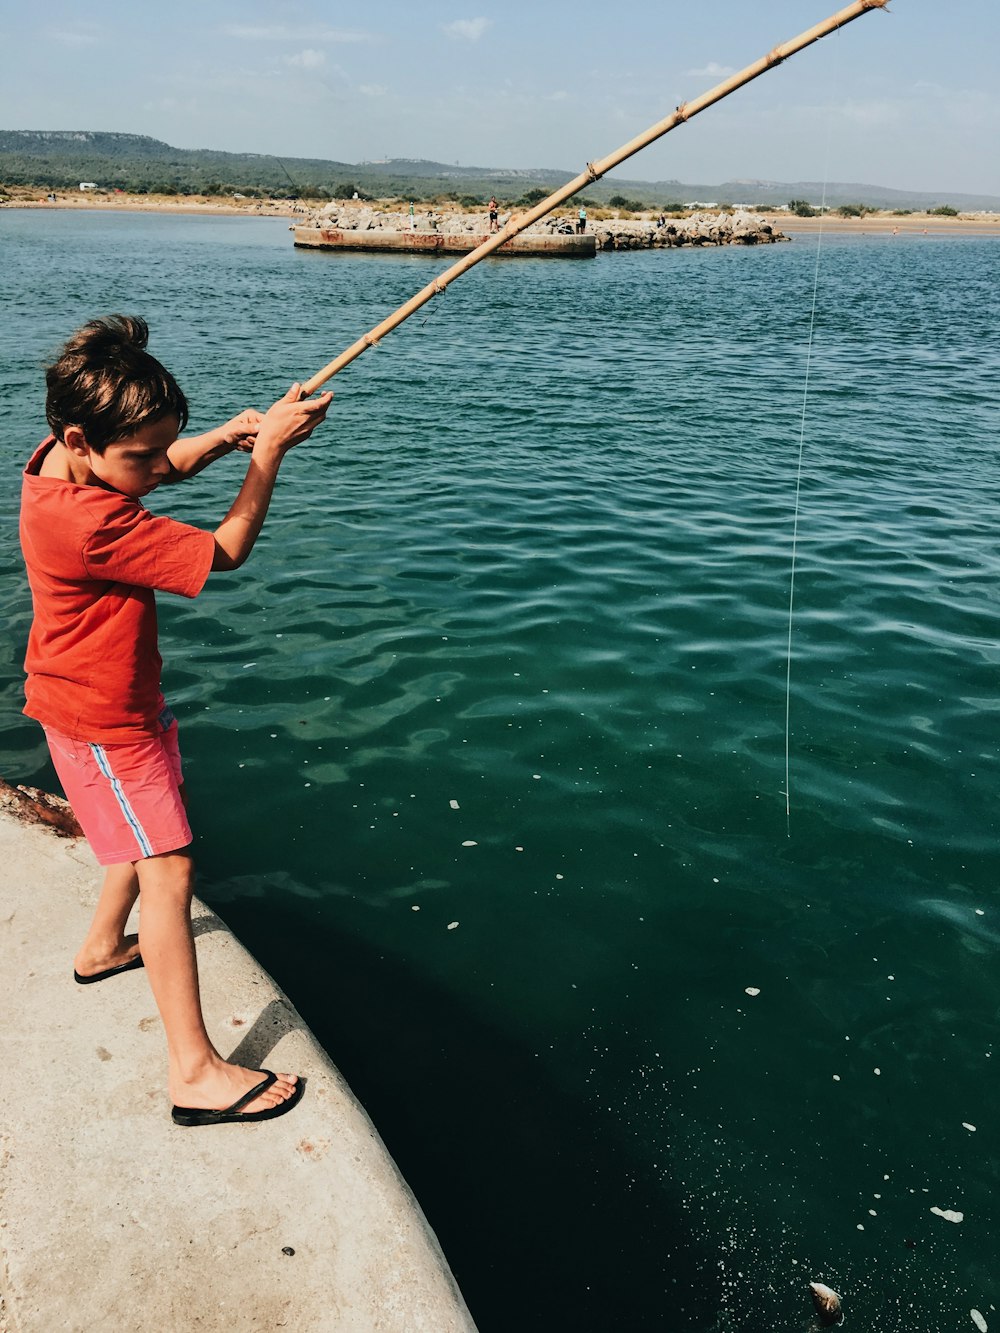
[[210, 892, 723, 1333]]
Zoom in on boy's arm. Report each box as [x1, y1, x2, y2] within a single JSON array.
[[211, 385, 333, 571], [164, 410, 263, 481]]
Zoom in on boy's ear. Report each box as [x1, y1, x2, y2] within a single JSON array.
[[62, 425, 90, 456]]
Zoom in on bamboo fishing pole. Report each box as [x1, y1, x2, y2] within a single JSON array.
[[301, 0, 889, 395]]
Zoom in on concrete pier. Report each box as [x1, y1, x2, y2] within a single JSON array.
[[0, 793, 477, 1332], [294, 225, 596, 257]]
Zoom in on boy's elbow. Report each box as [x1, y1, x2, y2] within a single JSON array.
[[211, 541, 248, 572]]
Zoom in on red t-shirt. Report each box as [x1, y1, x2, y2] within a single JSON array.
[[20, 438, 216, 741]]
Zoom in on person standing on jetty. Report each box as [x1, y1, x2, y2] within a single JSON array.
[[577, 204, 587, 234], [18, 315, 332, 1126], [488, 196, 499, 233]]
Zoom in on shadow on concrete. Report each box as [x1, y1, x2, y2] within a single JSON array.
[[191, 913, 230, 940], [210, 894, 723, 1333], [224, 995, 311, 1069]]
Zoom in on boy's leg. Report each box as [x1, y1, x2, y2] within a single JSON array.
[[74, 861, 141, 979], [136, 850, 298, 1114], [45, 722, 299, 1115]]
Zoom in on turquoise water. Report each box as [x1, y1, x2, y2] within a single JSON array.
[[2, 209, 999, 1330]]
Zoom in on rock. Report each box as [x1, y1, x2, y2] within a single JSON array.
[[0, 778, 83, 838]]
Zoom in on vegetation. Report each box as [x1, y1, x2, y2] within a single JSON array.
[[788, 199, 818, 217], [836, 203, 875, 218], [607, 194, 648, 212], [928, 205, 959, 217], [331, 182, 373, 201]]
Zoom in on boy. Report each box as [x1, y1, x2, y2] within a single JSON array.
[[19, 314, 332, 1126]]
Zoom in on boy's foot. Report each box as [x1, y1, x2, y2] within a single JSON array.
[[74, 955, 144, 985], [171, 1070, 304, 1127], [169, 1064, 300, 1120], [73, 936, 143, 983]]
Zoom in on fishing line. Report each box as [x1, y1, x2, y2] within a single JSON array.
[[783, 25, 841, 832], [419, 278, 448, 328], [271, 155, 303, 198]]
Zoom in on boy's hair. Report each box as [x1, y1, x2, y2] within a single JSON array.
[[45, 314, 189, 451]]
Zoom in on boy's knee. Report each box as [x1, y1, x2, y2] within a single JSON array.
[[135, 849, 195, 904]]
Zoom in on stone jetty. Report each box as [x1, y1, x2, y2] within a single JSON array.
[[294, 204, 785, 258], [589, 209, 787, 249]]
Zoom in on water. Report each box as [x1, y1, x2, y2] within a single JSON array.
[[2, 208, 999, 1331]]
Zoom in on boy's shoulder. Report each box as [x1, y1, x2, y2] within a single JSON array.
[[23, 438, 144, 527], [21, 438, 157, 581]]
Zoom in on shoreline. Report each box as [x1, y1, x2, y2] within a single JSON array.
[[3, 193, 1000, 234]]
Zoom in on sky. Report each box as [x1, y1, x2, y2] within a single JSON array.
[[2, 0, 998, 197]]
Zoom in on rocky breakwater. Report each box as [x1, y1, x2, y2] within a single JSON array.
[[294, 205, 784, 257], [587, 209, 787, 250]]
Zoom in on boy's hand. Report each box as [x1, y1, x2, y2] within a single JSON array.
[[253, 384, 334, 460], [218, 408, 264, 453]]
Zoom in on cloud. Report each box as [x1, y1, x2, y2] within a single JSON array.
[[47, 24, 101, 46], [359, 84, 388, 97], [442, 18, 492, 41], [286, 49, 326, 69], [838, 97, 907, 129], [684, 61, 735, 78], [224, 25, 371, 43]]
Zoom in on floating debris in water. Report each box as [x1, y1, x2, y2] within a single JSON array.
[[449, 799, 460, 809], [809, 1281, 844, 1326], [744, 987, 760, 997], [461, 840, 477, 847], [930, 1206, 964, 1224], [971, 1310, 988, 1332], [447, 921, 459, 930], [963, 1122, 977, 1132]]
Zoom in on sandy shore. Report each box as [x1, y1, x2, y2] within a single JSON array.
[[3, 192, 999, 234], [3, 193, 303, 219], [768, 212, 1000, 236]]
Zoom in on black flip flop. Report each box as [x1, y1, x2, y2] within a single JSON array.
[[171, 1070, 305, 1127], [74, 955, 145, 985]]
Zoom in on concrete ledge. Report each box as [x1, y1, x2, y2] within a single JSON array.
[[0, 808, 476, 1332], [294, 225, 596, 257]]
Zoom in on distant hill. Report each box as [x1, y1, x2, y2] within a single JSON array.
[[2, 131, 998, 212]]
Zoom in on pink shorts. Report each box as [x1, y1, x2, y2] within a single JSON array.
[[43, 708, 192, 866]]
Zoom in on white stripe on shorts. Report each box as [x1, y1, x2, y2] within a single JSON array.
[[89, 743, 155, 859]]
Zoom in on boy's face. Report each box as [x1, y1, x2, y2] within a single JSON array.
[[82, 416, 179, 500]]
